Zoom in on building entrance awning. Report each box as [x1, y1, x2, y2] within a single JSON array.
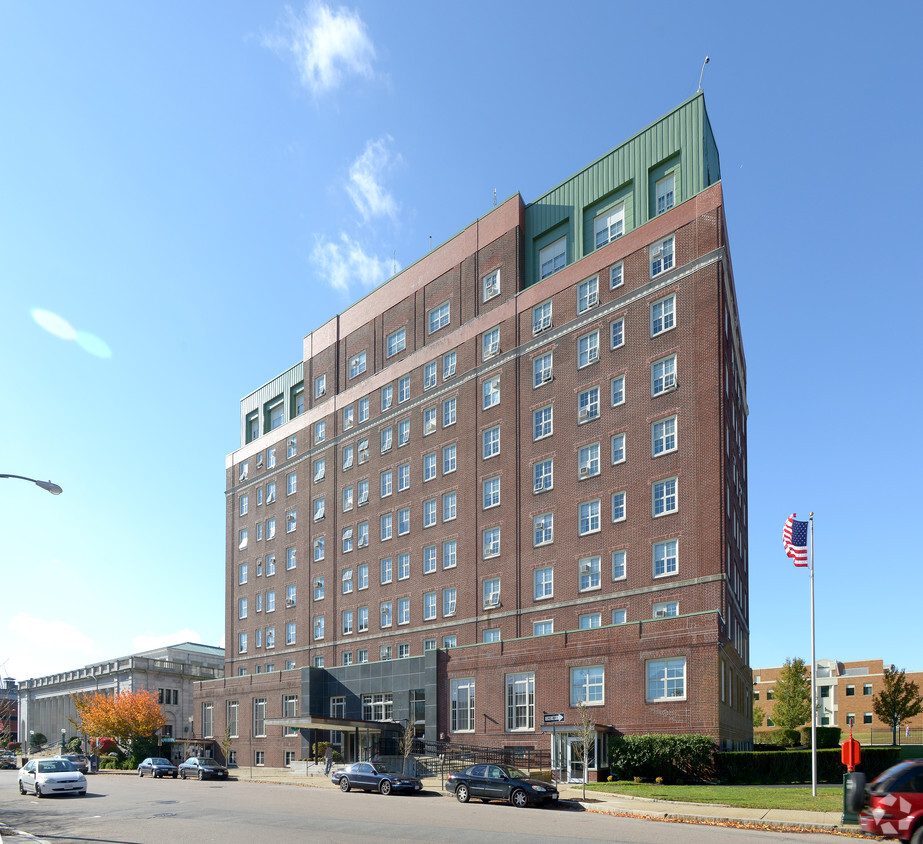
[[264, 716, 397, 733]]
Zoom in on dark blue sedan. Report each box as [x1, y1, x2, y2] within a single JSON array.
[[331, 762, 423, 795], [138, 757, 178, 778], [445, 763, 558, 808]]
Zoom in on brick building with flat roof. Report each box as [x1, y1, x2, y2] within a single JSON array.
[[196, 93, 751, 779]]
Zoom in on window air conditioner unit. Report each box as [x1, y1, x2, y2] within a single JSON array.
[[651, 245, 663, 258], [535, 519, 545, 529], [579, 467, 590, 477], [359, 450, 369, 463], [580, 562, 592, 573], [286, 599, 295, 608], [579, 408, 589, 420], [655, 610, 667, 618]]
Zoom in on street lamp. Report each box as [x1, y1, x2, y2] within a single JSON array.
[[61, 728, 66, 753], [0, 474, 63, 495]]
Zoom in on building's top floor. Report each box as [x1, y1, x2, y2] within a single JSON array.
[[235, 93, 724, 451], [752, 658, 914, 685]]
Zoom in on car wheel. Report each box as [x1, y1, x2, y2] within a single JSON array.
[[198, 770, 204, 781], [510, 788, 528, 808], [18, 780, 26, 794], [180, 770, 186, 779], [35, 784, 43, 798], [379, 779, 392, 796], [845, 772, 867, 814], [139, 770, 144, 777], [339, 777, 351, 792], [455, 784, 470, 803], [172, 773, 178, 779]]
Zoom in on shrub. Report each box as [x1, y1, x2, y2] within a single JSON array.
[[609, 735, 716, 783], [99, 756, 118, 770], [799, 726, 841, 748], [715, 746, 901, 784], [655, 776, 664, 784], [754, 729, 798, 747]]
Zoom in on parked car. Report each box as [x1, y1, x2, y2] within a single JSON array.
[[18, 758, 87, 797], [138, 757, 178, 778], [849, 760, 923, 842], [0, 752, 17, 770], [331, 761, 423, 795], [55, 754, 90, 774], [178, 757, 229, 780], [445, 763, 558, 808]]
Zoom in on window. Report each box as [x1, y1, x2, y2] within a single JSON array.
[[342, 486, 354, 513], [292, 385, 304, 416], [341, 568, 353, 595], [398, 376, 410, 403], [381, 384, 393, 411], [483, 577, 501, 607], [483, 476, 500, 509], [506, 673, 534, 730], [314, 420, 325, 444], [652, 355, 677, 395], [357, 563, 368, 589], [398, 643, 410, 659], [428, 301, 450, 334], [313, 577, 325, 600], [443, 444, 456, 474], [238, 632, 247, 653], [483, 628, 500, 643], [358, 479, 369, 505], [534, 566, 553, 600], [239, 598, 248, 619], [342, 527, 353, 553], [380, 557, 392, 584], [343, 444, 354, 472], [239, 495, 249, 517], [239, 460, 249, 481], [286, 436, 297, 459], [578, 331, 600, 368], [257, 487, 263, 506], [863, 684, 873, 696], [286, 546, 297, 570], [423, 451, 437, 482], [653, 478, 678, 516], [314, 459, 326, 483], [358, 397, 369, 422], [653, 416, 677, 456], [380, 470, 392, 498], [386, 327, 406, 358], [650, 235, 675, 277], [358, 606, 369, 632], [483, 425, 500, 459], [611, 432, 626, 465], [227, 700, 239, 738], [533, 458, 553, 492], [423, 498, 437, 528], [443, 350, 457, 379], [863, 712, 873, 724], [534, 620, 553, 636], [398, 597, 410, 625], [313, 498, 325, 522], [398, 507, 409, 535], [482, 327, 500, 360], [646, 657, 686, 701], [579, 555, 601, 591], [611, 491, 626, 522], [358, 520, 369, 548], [572, 666, 604, 705], [451, 678, 475, 732], [533, 352, 553, 387], [483, 528, 500, 560], [423, 407, 437, 436], [381, 427, 393, 454], [611, 375, 625, 407], [253, 698, 267, 736], [482, 376, 500, 409], [398, 463, 410, 491], [610, 317, 624, 349], [539, 236, 566, 279], [238, 528, 248, 550], [577, 276, 599, 313], [443, 587, 457, 616], [256, 522, 263, 542], [529, 405, 555, 445], [442, 539, 457, 569], [313, 616, 325, 640], [268, 517, 279, 539], [651, 294, 675, 336], [653, 600, 679, 618], [578, 442, 600, 479], [313, 537, 325, 562], [287, 472, 297, 496], [612, 608, 627, 625], [443, 636, 457, 649], [533, 513, 553, 547], [443, 397, 456, 427], [612, 549, 627, 581], [442, 491, 457, 521], [314, 374, 326, 399], [610, 261, 624, 289], [357, 649, 368, 663], [595, 204, 624, 248], [652, 538, 679, 579], [380, 601, 392, 628], [266, 556, 275, 576], [532, 301, 552, 334], [579, 500, 601, 536], [578, 386, 600, 422], [655, 173, 675, 215], [482, 269, 500, 301], [285, 621, 296, 645], [424, 360, 438, 390], [380, 513, 392, 541]]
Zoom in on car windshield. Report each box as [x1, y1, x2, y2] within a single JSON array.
[[504, 766, 528, 780], [39, 760, 76, 773], [150, 758, 172, 765], [198, 759, 221, 767], [371, 764, 399, 774]]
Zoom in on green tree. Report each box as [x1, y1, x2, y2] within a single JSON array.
[[30, 731, 47, 749], [772, 658, 812, 731], [574, 702, 595, 801], [752, 704, 765, 729], [398, 721, 415, 775], [874, 666, 923, 746]]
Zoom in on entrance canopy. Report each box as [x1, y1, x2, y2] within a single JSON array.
[[265, 715, 394, 734]]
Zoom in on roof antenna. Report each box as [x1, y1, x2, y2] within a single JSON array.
[[697, 55, 710, 92], [429, 236, 432, 252]]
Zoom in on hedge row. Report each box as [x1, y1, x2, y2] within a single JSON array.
[[715, 746, 901, 784], [608, 735, 715, 782], [755, 727, 842, 749]]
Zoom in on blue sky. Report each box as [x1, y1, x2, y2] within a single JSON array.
[[1, 1, 920, 682]]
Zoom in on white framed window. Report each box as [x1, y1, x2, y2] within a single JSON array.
[[423, 638, 436, 652], [443, 397, 456, 427], [239, 459, 249, 481], [397, 507, 409, 535], [313, 498, 325, 522], [428, 301, 450, 334], [380, 427, 393, 454], [506, 672, 535, 730], [398, 375, 410, 403], [578, 386, 600, 422], [239, 495, 248, 517], [482, 269, 500, 301], [442, 444, 456, 474], [267, 447, 276, 468], [442, 539, 456, 569], [579, 500, 601, 536], [238, 632, 247, 654], [343, 445, 354, 471], [650, 235, 675, 277], [655, 173, 675, 216], [578, 555, 601, 591], [483, 628, 500, 643], [612, 608, 627, 625], [611, 432, 626, 464], [423, 498, 437, 528], [238, 529, 248, 550], [482, 527, 500, 559], [571, 665, 604, 705], [358, 563, 368, 589], [482, 327, 500, 360], [357, 479, 369, 505], [611, 491, 626, 522], [482, 376, 500, 410], [342, 568, 353, 594], [380, 601, 392, 628], [533, 512, 553, 547], [533, 565, 553, 600], [532, 301, 552, 334], [349, 351, 367, 379], [611, 375, 625, 407], [286, 547, 296, 570], [267, 517, 278, 539], [423, 544, 437, 573], [451, 678, 475, 732], [578, 442, 600, 479], [313, 537, 324, 562], [358, 607, 369, 632], [651, 294, 676, 336], [386, 327, 406, 358], [483, 425, 500, 459], [443, 636, 457, 649], [287, 472, 297, 495], [539, 236, 566, 279], [533, 405, 553, 440], [651, 355, 677, 396], [423, 451, 437, 482], [653, 600, 679, 618], [313, 577, 325, 600], [482, 476, 500, 509], [533, 458, 553, 492], [398, 418, 410, 446], [653, 477, 678, 516], [577, 276, 599, 313], [652, 416, 677, 456], [423, 406, 437, 436], [397, 463, 410, 491], [313, 616, 324, 641], [443, 587, 457, 616], [533, 352, 553, 387], [443, 350, 457, 379], [342, 610, 354, 635], [646, 657, 686, 701], [238, 597, 248, 619], [380, 470, 392, 498], [424, 591, 437, 620], [314, 420, 325, 445], [595, 204, 624, 248], [267, 589, 276, 612], [610, 317, 624, 349], [483, 576, 501, 607], [533, 620, 553, 636], [341, 526, 353, 553], [654, 538, 679, 577], [314, 374, 326, 399], [423, 360, 438, 390], [578, 330, 600, 368], [266, 556, 275, 577], [359, 397, 369, 422], [612, 549, 627, 581], [381, 384, 393, 411], [398, 597, 410, 625], [578, 612, 601, 629], [610, 261, 624, 289]]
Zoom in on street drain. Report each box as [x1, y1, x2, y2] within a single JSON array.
[[155, 800, 178, 804], [153, 812, 177, 818]]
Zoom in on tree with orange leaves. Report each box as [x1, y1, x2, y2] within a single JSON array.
[[71, 690, 167, 754]]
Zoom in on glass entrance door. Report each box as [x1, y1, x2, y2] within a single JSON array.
[[566, 737, 585, 783]]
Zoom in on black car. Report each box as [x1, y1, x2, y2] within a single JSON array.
[[331, 761, 423, 795], [445, 763, 558, 808], [54, 754, 90, 774], [138, 757, 179, 778], [178, 757, 229, 780]]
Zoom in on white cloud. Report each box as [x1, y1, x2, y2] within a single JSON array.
[[347, 136, 400, 221], [312, 233, 397, 293], [266, 2, 376, 95], [3, 614, 98, 680], [132, 630, 205, 653]]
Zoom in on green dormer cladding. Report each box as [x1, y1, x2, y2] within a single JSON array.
[[524, 92, 720, 288]]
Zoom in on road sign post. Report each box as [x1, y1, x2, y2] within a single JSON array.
[[543, 713, 565, 782]]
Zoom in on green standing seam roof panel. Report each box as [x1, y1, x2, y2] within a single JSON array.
[[524, 92, 720, 288]]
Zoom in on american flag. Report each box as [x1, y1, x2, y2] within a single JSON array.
[[783, 513, 809, 567]]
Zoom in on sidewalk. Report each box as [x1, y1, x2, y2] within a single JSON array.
[[230, 766, 862, 835]]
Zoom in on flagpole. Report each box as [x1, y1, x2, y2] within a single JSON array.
[[809, 512, 817, 797]]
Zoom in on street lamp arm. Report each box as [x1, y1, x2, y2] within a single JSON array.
[[0, 474, 63, 495]]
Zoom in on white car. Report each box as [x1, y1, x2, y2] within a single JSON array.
[[18, 758, 87, 797]]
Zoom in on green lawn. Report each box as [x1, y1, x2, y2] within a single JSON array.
[[583, 782, 843, 812]]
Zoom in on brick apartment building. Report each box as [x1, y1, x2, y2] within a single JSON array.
[[196, 93, 751, 779]]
